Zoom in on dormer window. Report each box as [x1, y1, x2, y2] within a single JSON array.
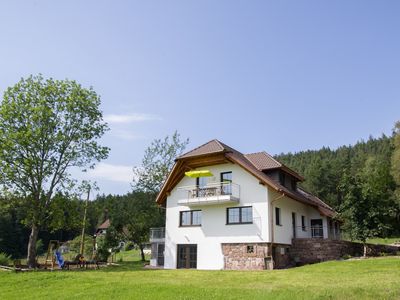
[[291, 178, 297, 190], [279, 172, 286, 186]]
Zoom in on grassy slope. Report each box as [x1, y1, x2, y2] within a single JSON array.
[[0, 251, 399, 300]]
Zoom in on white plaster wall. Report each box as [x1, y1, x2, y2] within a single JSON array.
[[164, 163, 269, 270], [269, 189, 328, 244]]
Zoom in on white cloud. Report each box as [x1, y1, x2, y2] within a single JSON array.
[[104, 113, 161, 124], [112, 130, 143, 141], [88, 163, 133, 183]]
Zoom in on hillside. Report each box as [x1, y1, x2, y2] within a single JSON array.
[[275, 134, 399, 235]]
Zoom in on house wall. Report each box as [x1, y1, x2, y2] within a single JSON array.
[[164, 163, 269, 270], [269, 190, 328, 245]]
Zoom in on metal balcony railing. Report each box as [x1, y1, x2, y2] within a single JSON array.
[[177, 182, 240, 206], [185, 182, 240, 199], [150, 227, 165, 242], [291, 225, 341, 240]]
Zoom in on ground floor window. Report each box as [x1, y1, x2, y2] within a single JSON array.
[[311, 219, 323, 238], [227, 206, 253, 224]]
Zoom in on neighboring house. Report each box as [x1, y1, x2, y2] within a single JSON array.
[[150, 140, 340, 270], [95, 219, 110, 236]]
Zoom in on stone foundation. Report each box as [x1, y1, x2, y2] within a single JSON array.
[[290, 239, 400, 266], [221, 240, 399, 270], [221, 243, 292, 270], [221, 243, 270, 270]]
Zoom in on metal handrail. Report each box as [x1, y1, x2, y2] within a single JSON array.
[[291, 225, 341, 239], [178, 182, 240, 199], [150, 227, 165, 240]]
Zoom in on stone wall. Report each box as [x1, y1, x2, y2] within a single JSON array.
[[221, 243, 270, 270], [290, 238, 400, 266], [221, 243, 292, 270]]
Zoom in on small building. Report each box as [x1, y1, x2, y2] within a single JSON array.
[[151, 139, 340, 270], [96, 219, 110, 236]]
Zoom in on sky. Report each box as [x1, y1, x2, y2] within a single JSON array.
[[0, 1, 399, 196]]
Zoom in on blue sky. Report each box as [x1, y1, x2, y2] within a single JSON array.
[[0, 1, 399, 196]]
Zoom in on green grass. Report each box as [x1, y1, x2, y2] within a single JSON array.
[[0, 253, 400, 299], [366, 237, 400, 245]]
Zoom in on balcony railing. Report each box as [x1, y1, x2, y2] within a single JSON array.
[[291, 225, 341, 240], [150, 227, 165, 242], [177, 182, 240, 206]]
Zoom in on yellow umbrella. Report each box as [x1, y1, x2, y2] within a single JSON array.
[[185, 170, 213, 178]]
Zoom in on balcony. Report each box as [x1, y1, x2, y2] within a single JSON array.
[[150, 227, 165, 242], [177, 182, 240, 206]]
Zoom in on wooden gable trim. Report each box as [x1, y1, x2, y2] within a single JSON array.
[[156, 153, 229, 205]]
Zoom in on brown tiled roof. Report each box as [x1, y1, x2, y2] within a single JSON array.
[[245, 151, 304, 181], [97, 219, 110, 230], [245, 152, 282, 170], [178, 140, 225, 158], [156, 139, 335, 216]]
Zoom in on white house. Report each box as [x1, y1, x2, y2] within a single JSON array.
[[150, 140, 340, 270]]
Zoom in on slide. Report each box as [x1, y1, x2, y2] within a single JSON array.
[[55, 250, 65, 269]]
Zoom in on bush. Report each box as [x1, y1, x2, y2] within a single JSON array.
[[0, 252, 11, 266], [69, 234, 94, 257], [124, 241, 134, 251], [342, 254, 352, 260]]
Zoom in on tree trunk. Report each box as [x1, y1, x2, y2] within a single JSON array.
[[363, 243, 367, 257], [139, 244, 145, 262], [27, 224, 39, 268]]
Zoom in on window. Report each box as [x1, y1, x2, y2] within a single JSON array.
[[220, 172, 232, 195], [180, 210, 202, 226], [279, 172, 286, 186], [291, 178, 297, 190], [301, 215, 306, 231], [196, 177, 207, 188], [275, 207, 281, 226], [247, 245, 254, 253], [195, 177, 208, 197], [227, 206, 253, 224]]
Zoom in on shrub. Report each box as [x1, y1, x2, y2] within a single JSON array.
[[0, 252, 11, 266], [342, 254, 352, 260], [124, 241, 134, 251]]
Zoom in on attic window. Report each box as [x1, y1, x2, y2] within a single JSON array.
[[291, 178, 297, 190], [279, 172, 286, 186]]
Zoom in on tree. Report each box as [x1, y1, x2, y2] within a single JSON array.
[[111, 192, 164, 261], [133, 131, 189, 194], [391, 121, 400, 225], [114, 132, 189, 260], [0, 75, 109, 267], [339, 156, 393, 256]]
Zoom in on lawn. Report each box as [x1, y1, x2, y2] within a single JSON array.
[[0, 252, 399, 300]]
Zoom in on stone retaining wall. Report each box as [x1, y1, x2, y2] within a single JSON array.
[[290, 239, 400, 265], [221, 243, 270, 270]]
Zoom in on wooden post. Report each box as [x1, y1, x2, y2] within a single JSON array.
[[80, 186, 91, 256]]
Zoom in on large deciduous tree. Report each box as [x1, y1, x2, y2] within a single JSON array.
[[0, 75, 109, 267]]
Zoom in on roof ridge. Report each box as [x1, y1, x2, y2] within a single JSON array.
[[178, 139, 227, 159]]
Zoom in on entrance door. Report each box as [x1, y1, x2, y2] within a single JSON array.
[[157, 244, 165, 266], [292, 212, 297, 238], [311, 219, 323, 238], [177, 244, 197, 269]]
